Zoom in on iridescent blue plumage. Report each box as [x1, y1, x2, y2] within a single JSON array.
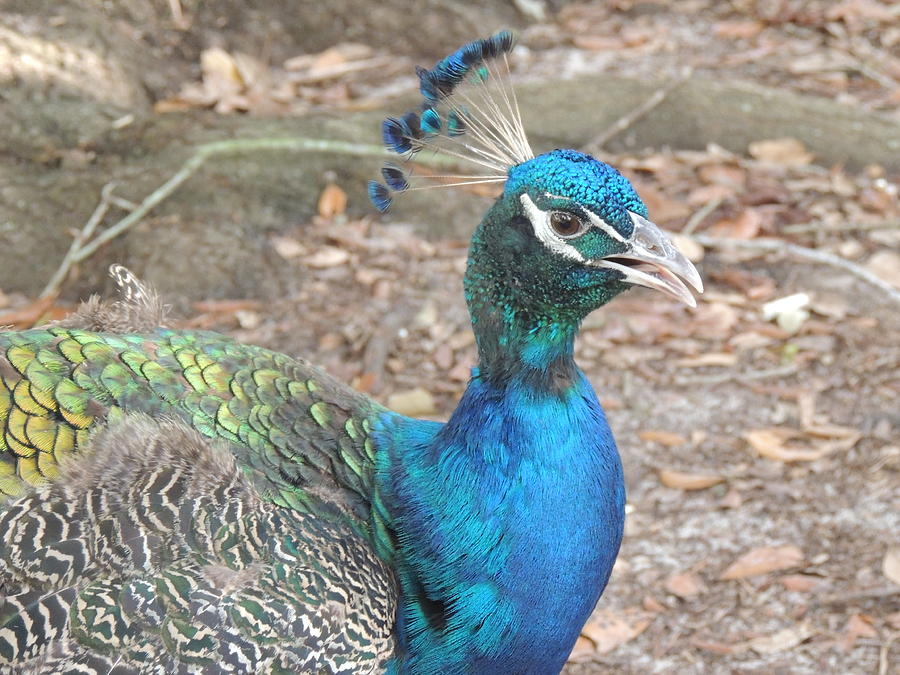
[[363, 33, 700, 673], [368, 180, 392, 212], [0, 30, 701, 675], [419, 108, 442, 135], [382, 165, 410, 192], [506, 149, 648, 234]]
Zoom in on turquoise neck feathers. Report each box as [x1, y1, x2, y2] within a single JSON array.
[[365, 29, 701, 673]]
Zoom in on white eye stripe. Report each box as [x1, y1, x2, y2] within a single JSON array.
[[585, 210, 627, 243], [519, 194, 586, 262]]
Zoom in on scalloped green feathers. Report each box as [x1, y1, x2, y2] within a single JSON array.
[[0, 327, 383, 519]]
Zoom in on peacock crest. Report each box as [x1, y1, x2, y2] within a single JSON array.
[[368, 30, 533, 211]]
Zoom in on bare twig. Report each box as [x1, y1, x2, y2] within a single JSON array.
[[880, 634, 898, 675], [674, 364, 799, 387], [682, 195, 724, 235], [40, 182, 117, 299], [40, 137, 457, 300], [693, 235, 900, 304], [814, 586, 900, 606], [781, 220, 900, 235], [583, 66, 694, 154]]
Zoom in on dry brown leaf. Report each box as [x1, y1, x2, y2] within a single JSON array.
[[747, 623, 814, 654], [387, 387, 436, 416], [686, 183, 734, 206], [748, 138, 814, 167], [827, 0, 896, 24], [690, 302, 739, 337], [713, 20, 764, 39], [665, 571, 707, 598], [883, 547, 900, 585], [271, 236, 307, 259], [691, 638, 738, 655], [566, 636, 597, 663], [710, 208, 762, 239], [573, 35, 629, 52], [631, 183, 690, 223], [675, 353, 738, 368], [720, 488, 743, 509], [697, 164, 746, 188], [317, 183, 348, 218], [780, 574, 824, 592], [580, 608, 652, 655], [866, 251, 900, 289], [670, 234, 705, 262], [658, 469, 724, 491], [838, 613, 878, 651], [642, 595, 665, 613], [744, 427, 858, 462], [721, 545, 804, 580], [304, 246, 350, 268], [638, 430, 688, 446]]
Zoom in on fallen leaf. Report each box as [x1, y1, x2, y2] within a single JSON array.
[[642, 594, 665, 613], [721, 545, 804, 580], [883, 547, 900, 585], [690, 302, 739, 337], [780, 574, 824, 592], [387, 387, 436, 416], [709, 208, 762, 239], [580, 608, 653, 655], [304, 246, 350, 268], [658, 470, 724, 491], [747, 623, 814, 653], [744, 427, 849, 462], [838, 613, 878, 651], [691, 638, 738, 655], [566, 635, 597, 663], [713, 20, 764, 39], [317, 183, 348, 218], [748, 138, 814, 166], [671, 234, 704, 262], [827, 0, 896, 24], [720, 488, 742, 509], [665, 571, 707, 598], [866, 251, 900, 289], [271, 236, 307, 259], [675, 353, 738, 368], [697, 163, 746, 188], [638, 430, 688, 446], [234, 310, 260, 329]]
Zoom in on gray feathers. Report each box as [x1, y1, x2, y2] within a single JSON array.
[[0, 414, 396, 673], [54, 265, 169, 334]]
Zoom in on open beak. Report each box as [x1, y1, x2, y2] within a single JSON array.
[[592, 212, 704, 307]]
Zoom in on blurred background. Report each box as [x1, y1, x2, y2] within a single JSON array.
[[1, 1, 898, 672]]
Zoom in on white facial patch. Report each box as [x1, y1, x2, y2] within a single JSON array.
[[519, 193, 585, 262], [585, 210, 627, 244]]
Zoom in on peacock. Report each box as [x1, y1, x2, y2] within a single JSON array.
[[0, 31, 701, 674]]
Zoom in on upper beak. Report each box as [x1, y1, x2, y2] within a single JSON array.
[[592, 212, 704, 307]]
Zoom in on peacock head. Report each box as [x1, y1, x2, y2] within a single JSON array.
[[369, 31, 701, 326]]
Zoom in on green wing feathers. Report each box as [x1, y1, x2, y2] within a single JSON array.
[[0, 327, 383, 518]]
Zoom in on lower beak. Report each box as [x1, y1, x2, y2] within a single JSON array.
[[592, 212, 703, 307]]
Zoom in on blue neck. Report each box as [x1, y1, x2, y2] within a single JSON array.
[[373, 331, 625, 673]]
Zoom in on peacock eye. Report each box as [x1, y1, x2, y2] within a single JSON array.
[[549, 211, 585, 238]]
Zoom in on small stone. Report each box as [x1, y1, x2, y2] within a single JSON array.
[[387, 387, 436, 416]]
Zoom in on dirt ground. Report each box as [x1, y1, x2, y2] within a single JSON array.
[[1, 1, 898, 673]]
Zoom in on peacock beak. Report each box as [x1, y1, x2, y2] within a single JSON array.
[[592, 212, 704, 308]]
